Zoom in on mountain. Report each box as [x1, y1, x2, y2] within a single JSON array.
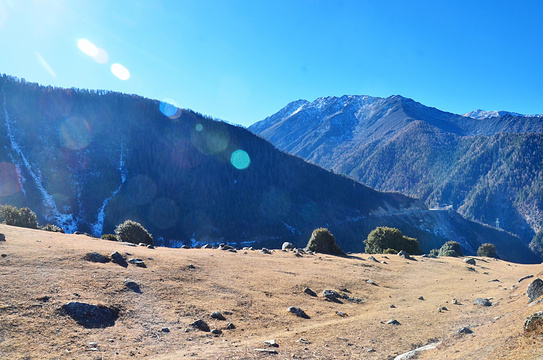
[[0, 76, 536, 262], [249, 95, 543, 245], [463, 109, 543, 120]]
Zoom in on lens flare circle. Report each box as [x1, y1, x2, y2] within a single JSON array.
[[93, 48, 109, 64], [111, 63, 130, 80], [0, 162, 21, 196], [159, 99, 181, 119], [231, 149, 250, 170], [77, 39, 98, 57], [195, 124, 203, 132], [60, 117, 92, 150]]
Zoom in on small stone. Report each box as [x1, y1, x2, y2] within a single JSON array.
[[282, 242, 295, 251], [88, 342, 98, 347], [124, 280, 141, 293], [128, 258, 146, 267], [189, 319, 210, 332], [366, 279, 376, 285], [336, 311, 348, 317], [211, 329, 222, 335], [463, 258, 476, 265], [110, 251, 128, 268], [322, 289, 342, 303], [188, 264, 195, 269], [260, 248, 271, 254], [474, 298, 492, 306], [526, 278, 543, 303], [368, 255, 379, 262], [524, 311, 543, 332], [210, 311, 226, 320], [287, 306, 309, 319], [0, 233, 5, 241], [225, 322, 236, 330], [84, 252, 109, 263], [147, 245, 155, 249], [264, 339, 279, 347], [456, 327, 473, 335], [161, 327, 170, 332], [254, 348, 278, 354], [452, 298, 458, 305], [518, 275, 534, 283], [297, 338, 311, 344], [181, 245, 190, 249], [390, 304, 396, 308], [397, 250, 413, 260], [303, 287, 317, 297], [138, 243, 147, 247], [438, 307, 448, 312], [418, 296, 424, 300], [108, 339, 114, 343], [387, 319, 401, 325], [364, 348, 376, 352]]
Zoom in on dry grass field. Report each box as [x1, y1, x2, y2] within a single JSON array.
[[0, 223, 542, 359]]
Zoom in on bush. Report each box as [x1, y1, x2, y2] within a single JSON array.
[[428, 249, 439, 258], [0, 205, 38, 229], [438, 241, 463, 257], [306, 228, 345, 256], [41, 224, 64, 233], [364, 227, 420, 254], [383, 248, 398, 254], [101, 234, 117, 241], [114, 220, 153, 245], [477, 243, 499, 258], [529, 229, 543, 260]]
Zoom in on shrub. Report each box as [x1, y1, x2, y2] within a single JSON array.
[[101, 234, 117, 241], [114, 220, 153, 245], [41, 224, 64, 233], [428, 249, 439, 258], [306, 228, 344, 256], [477, 243, 499, 258], [383, 248, 398, 254], [0, 205, 38, 229], [438, 241, 463, 257], [529, 229, 543, 260], [364, 227, 420, 254]]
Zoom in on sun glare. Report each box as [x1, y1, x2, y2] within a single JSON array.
[[77, 39, 98, 57], [111, 63, 130, 81]]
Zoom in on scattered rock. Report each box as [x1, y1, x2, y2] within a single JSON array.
[[397, 250, 413, 260], [83, 252, 109, 263], [336, 311, 348, 317], [322, 289, 343, 303], [110, 251, 128, 268], [260, 248, 271, 254], [303, 287, 317, 297], [128, 258, 146, 268], [0, 233, 5, 241], [147, 244, 154, 249], [368, 255, 379, 262], [467, 266, 477, 272], [1, 254, 6, 257], [387, 319, 401, 325], [488, 279, 500, 282], [418, 296, 424, 301], [366, 279, 376, 285], [438, 306, 448, 312], [456, 327, 473, 335], [254, 348, 278, 354], [161, 327, 170, 332], [189, 319, 210, 332], [364, 347, 376, 352], [287, 306, 309, 319], [225, 322, 236, 330], [452, 298, 458, 305], [210, 311, 226, 320], [518, 275, 534, 283], [202, 244, 212, 249], [36, 295, 51, 302], [297, 338, 311, 344], [60, 302, 119, 328], [124, 280, 141, 293], [265, 339, 279, 347], [390, 304, 396, 308], [282, 242, 295, 251], [211, 329, 222, 335], [464, 258, 476, 265], [526, 278, 543, 303], [524, 311, 543, 332], [474, 298, 492, 306], [187, 264, 196, 269], [394, 342, 441, 360]]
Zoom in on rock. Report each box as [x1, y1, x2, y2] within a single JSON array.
[[390, 304, 396, 308], [161, 327, 170, 332], [438, 306, 448, 312], [181, 245, 190, 249], [474, 298, 492, 306], [128, 258, 146, 268], [124, 280, 141, 293], [418, 296, 424, 300], [366, 279, 376, 285], [303, 287, 317, 297], [60, 302, 119, 328], [0, 233, 5, 241], [202, 244, 212, 249], [219, 244, 235, 251], [254, 348, 278, 354], [83, 252, 109, 263], [110, 251, 128, 267], [210, 311, 226, 320], [188, 264, 195, 269], [225, 322, 236, 330], [297, 338, 311, 344], [264, 339, 279, 347], [211, 329, 222, 335], [456, 326, 473, 335], [322, 289, 343, 303], [147, 244, 155, 249], [394, 342, 441, 360], [526, 278, 543, 302], [387, 319, 401, 325], [336, 311, 348, 317], [260, 248, 271, 254], [463, 258, 476, 265], [36, 295, 51, 302], [189, 319, 210, 332], [452, 298, 458, 305], [1, 254, 6, 257], [364, 347, 376, 352], [282, 242, 295, 251], [397, 250, 412, 260], [368, 255, 379, 262], [138, 243, 147, 246], [287, 306, 310, 319], [524, 311, 543, 332], [88, 342, 98, 347], [518, 275, 534, 283]]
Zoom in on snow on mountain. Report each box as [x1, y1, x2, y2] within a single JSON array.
[[463, 109, 543, 119]]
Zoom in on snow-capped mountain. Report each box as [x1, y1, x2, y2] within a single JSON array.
[[463, 109, 543, 119]]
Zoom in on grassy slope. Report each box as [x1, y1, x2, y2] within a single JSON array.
[[0, 224, 542, 359]]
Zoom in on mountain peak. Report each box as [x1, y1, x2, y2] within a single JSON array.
[[463, 109, 543, 119]]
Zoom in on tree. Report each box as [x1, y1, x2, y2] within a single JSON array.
[[438, 241, 463, 257], [306, 228, 345, 256], [477, 243, 499, 258], [529, 229, 543, 260], [115, 220, 153, 245], [0, 205, 38, 229], [364, 227, 420, 254]]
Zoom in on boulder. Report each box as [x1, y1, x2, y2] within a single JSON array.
[[210, 311, 226, 320], [322, 289, 343, 303], [456, 327, 473, 335], [303, 287, 317, 297], [397, 250, 413, 260], [463, 258, 476, 265], [110, 251, 128, 267], [474, 298, 492, 306], [60, 302, 119, 328], [124, 280, 141, 293], [287, 306, 309, 319], [128, 258, 146, 268], [189, 319, 210, 332], [526, 278, 543, 303], [524, 311, 543, 332], [83, 252, 109, 263], [0, 233, 5, 241], [282, 242, 295, 251], [387, 319, 401, 325]]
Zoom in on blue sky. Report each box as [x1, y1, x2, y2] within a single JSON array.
[[0, 0, 542, 127]]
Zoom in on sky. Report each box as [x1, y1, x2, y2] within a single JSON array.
[[0, 0, 542, 127]]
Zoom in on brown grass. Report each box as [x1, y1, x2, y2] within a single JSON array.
[[0, 223, 542, 359]]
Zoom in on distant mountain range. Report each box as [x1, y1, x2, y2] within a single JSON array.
[[0, 76, 537, 262], [249, 95, 543, 247]]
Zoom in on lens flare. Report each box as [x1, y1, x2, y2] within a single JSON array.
[[111, 63, 130, 80], [60, 117, 92, 150], [230, 149, 250, 170], [77, 39, 98, 57], [195, 124, 203, 132], [93, 48, 109, 64], [159, 99, 181, 119], [0, 162, 21, 196]]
